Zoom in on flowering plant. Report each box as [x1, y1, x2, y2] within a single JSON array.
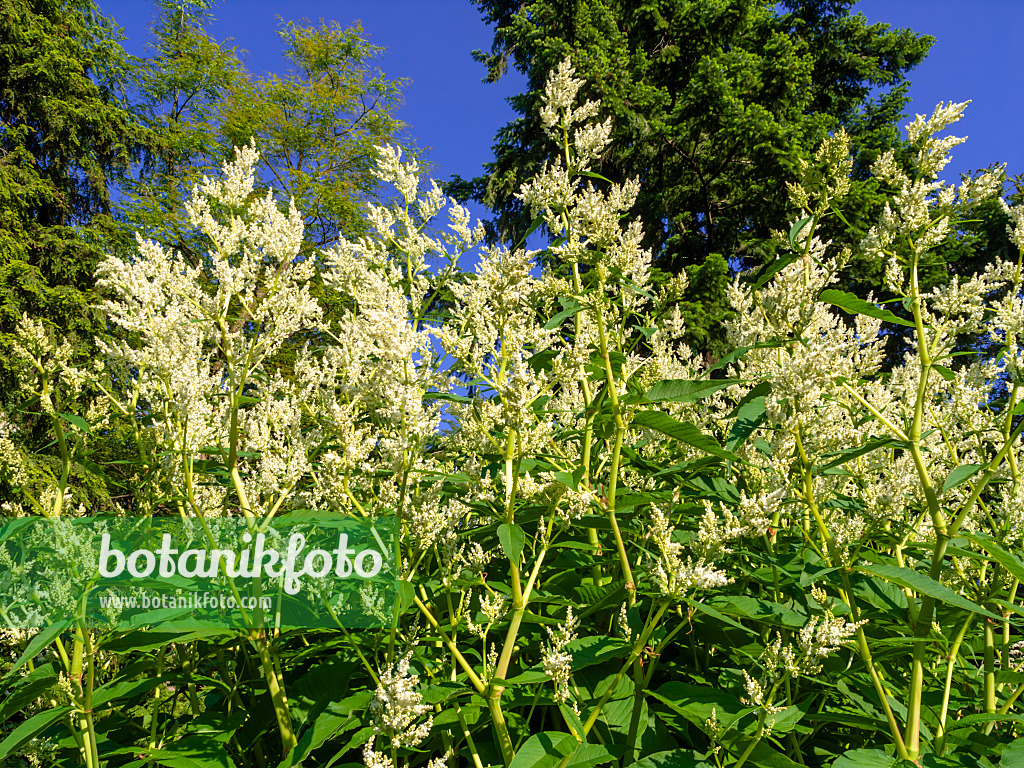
[[1, 58, 1024, 768]]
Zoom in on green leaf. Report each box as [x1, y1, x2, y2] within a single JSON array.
[[832, 749, 897, 768], [703, 596, 808, 629], [819, 439, 897, 471], [150, 734, 239, 768], [706, 342, 785, 376], [789, 216, 813, 249], [643, 379, 738, 404], [0, 705, 72, 760], [498, 523, 526, 566], [932, 364, 956, 381], [423, 391, 473, 404], [59, 412, 92, 434], [93, 677, 164, 709], [509, 732, 578, 768], [566, 743, 617, 768], [818, 289, 915, 327], [281, 694, 372, 767], [649, 682, 748, 732], [631, 412, 737, 461], [567, 635, 629, 671], [2, 620, 69, 683], [627, 750, 713, 768], [951, 713, 1024, 728], [726, 383, 771, 452], [0, 664, 57, 726], [942, 464, 983, 493], [963, 532, 1024, 587], [858, 564, 1000, 620], [1001, 737, 1024, 768], [544, 298, 584, 330], [750, 254, 801, 290]]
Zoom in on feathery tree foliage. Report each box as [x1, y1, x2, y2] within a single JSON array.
[[0, 0, 146, 396]]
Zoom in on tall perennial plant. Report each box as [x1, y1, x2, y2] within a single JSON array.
[[1, 59, 1024, 768]]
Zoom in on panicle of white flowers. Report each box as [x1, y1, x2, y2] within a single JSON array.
[[617, 602, 634, 645], [905, 101, 969, 178], [374, 145, 421, 205], [480, 591, 508, 626], [786, 128, 853, 212], [370, 651, 433, 748], [541, 606, 579, 705], [362, 738, 393, 768], [538, 58, 600, 139], [649, 506, 731, 599], [793, 610, 867, 675], [0, 414, 28, 488]]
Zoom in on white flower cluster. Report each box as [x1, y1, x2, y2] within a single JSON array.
[[541, 606, 579, 705], [648, 506, 731, 599], [370, 651, 433, 748]]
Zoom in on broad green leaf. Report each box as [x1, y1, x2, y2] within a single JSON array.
[[719, 734, 804, 768], [2, 620, 69, 683], [631, 412, 737, 461], [544, 298, 584, 330], [686, 597, 756, 635], [566, 635, 629, 671], [818, 289, 915, 327], [753, 254, 802, 290], [819, 438, 897, 471], [789, 216, 813, 249], [964, 532, 1024, 586], [0, 664, 57, 726], [858, 564, 1000, 620], [726, 383, 770, 452], [832, 749, 897, 768], [567, 743, 617, 768], [59, 411, 91, 434], [0, 705, 71, 760], [281, 697, 369, 768], [643, 379, 738, 404], [649, 682, 748, 732], [942, 463, 982, 493], [150, 736, 239, 768], [627, 750, 713, 768], [498, 523, 526, 566], [509, 732, 578, 768], [1001, 737, 1024, 768], [951, 713, 1024, 728], [706, 342, 785, 376], [92, 677, 164, 709], [703, 596, 807, 629]]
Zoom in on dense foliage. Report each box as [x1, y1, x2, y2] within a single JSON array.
[[0, 0, 145, 395], [2, 58, 1024, 768]]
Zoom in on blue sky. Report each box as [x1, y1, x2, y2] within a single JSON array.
[[101, 0, 1022, 197]]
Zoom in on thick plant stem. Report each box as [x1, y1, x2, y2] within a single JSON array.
[[935, 613, 974, 753], [486, 693, 516, 766], [594, 292, 635, 601], [904, 254, 944, 762], [252, 633, 297, 757], [839, 570, 910, 760], [984, 618, 998, 734]]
